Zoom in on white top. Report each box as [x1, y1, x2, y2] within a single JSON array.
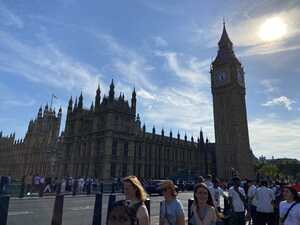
[[209, 186, 225, 207], [279, 201, 300, 225], [229, 186, 246, 212], [255, 186, 275, 213], [247, 185, 257, 206]]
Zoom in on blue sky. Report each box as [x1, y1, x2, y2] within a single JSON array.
[[0, 0, 299, 159]]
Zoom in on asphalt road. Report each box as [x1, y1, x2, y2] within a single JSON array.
[[6, 192, 195, 225]]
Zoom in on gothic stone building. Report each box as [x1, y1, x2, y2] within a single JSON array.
[[0, 106, 62, 178], [60, 81, 216, 181], [0, 24, 255, 180]]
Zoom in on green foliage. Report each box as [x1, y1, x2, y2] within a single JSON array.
[[258, 164, 279, 179]]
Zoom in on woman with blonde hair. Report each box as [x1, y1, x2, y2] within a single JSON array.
[[189, 183, 217, 225], [159, 180, 185, 225], [122, 175, 149, 225]]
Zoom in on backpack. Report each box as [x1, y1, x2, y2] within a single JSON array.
[[107, 200, 143, 225]]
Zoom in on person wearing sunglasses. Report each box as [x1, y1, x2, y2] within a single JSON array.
[[159, 180, 185, 225]]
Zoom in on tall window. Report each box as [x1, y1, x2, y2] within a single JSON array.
[[112, 139, 117, 156], [124, 141, 128, 159], [122, 164, 127, 177], [111, 163, 116, 178]]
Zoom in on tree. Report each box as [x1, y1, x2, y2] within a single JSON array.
[[258, 164, 279, 179]]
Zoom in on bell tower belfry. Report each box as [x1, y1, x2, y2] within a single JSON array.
[[211, 23, 254, 179]]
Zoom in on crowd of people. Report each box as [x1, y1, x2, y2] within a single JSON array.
[[107, 175, 300, 225], [1, 174, 300, 225]]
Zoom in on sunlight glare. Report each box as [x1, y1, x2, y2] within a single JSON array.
[[259, 17, 287, 41]]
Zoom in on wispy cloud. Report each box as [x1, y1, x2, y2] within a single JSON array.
[[262, 96, 296, 111], [0, 2, 24, 29], [153, 36, 168, 47], [249, 118, 300, 159], [260, 79, 279, 94], [0, 98, 36, 108], [0, 31, 102, 98], [156, 51, 210, 86]]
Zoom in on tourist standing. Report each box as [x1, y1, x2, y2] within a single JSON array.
[[189, 183, 217, 225], [255, 180, 275, 225], [123, 175, 149, 225], [279, 186, 300, 225], [247, 180, 257, 225], [228, 177, 247, 225], [209, 178, 226, 212], [159, 180, 185, 225]]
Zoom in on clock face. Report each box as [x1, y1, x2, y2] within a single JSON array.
[[215, 71, 227, 86]]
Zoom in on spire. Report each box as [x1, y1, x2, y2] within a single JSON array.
[[169, 130, 173, 139], [38, 105, 43, 118], [152, 125, 155, 135], [218, 21, 233, 50], [68, 96, 73, 112], [131, 87, 137, 116], [78, 92, 83, 109], [74, 97, 78, 111], [200, 129, 204, 145], [109, 79, 115, 101], [161, 128, 164, 137], [177, 131, 180, 140], [95, 84, 101, 109], [58, 107, 62, 118], [90, 101, 94, 111]]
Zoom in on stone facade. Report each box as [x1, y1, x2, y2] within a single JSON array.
[[0, 105, 62, 178], [59, 81, 216, 181], [210, 24, 255, 179]]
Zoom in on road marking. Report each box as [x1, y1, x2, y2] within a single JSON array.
[[8, 211, 34, 216], [70, 205, 93, 211]]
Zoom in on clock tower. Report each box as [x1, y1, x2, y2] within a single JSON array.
[[211, 23, 254, 179]]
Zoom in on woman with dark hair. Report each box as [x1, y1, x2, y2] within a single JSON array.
[[189, 183, 217, 225], [279, 186, 300, 225]]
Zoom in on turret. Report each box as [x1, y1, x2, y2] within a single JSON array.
[[67, 96, 73, 114], [161, 128, 164, 137], [95, 84, 101, 109], [58, 107, 62, 119], [152, 126, 155, 135], [38, 106, 43, 118], [73, 97, 78, 111], [169, 130, 173, 139], [131, 88, 136, 116], [78, 92, 83, 109], [136, 113, 141, 128], [109, 79, 115, 102], [90, 102, 94, 111]]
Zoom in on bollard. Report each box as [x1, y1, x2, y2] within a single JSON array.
[[111, 183, 115, 193], [0, 195, 10, 225], [51, 194, 64, 225], [145, 198, 150, 220], [39, 184, 44, 197], [188, 198, 194, 222], [100, 183, 104, 193], [72, 180, 78, 196], [92, 193, 103, 225], [106, 194, 116, 221], [19, 177, 25, 198]]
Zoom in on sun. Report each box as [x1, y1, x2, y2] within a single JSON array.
[[259, 17, 287, 41]]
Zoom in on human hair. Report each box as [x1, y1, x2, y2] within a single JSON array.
[[261, 180, 268, 187], [284, 186, 300, 202], [193, 182, 214, 207], [123, 175, 147, 202]]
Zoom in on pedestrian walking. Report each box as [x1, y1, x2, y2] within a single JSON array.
[[255, 180, 275, 225], [159, 180, 185, 225], [189, 182, 217, 225], [279, 186, 300, 225], [228, 177, 247, 225], [122, 175, 149, 225]]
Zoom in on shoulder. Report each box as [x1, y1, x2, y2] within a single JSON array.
[[137, 204, 149, 218]]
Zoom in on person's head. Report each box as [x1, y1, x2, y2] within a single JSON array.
[[260, 180, 268, 187], [197, 176, 205, 183], [232, 176, 241, 187], [206, 174, 212, 181], [213, 178, 220, 188], [123, 175, 147, 202], [160, 180, 177, 199], [193, 183, 214, 207], [283, 186, 300, 202]]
